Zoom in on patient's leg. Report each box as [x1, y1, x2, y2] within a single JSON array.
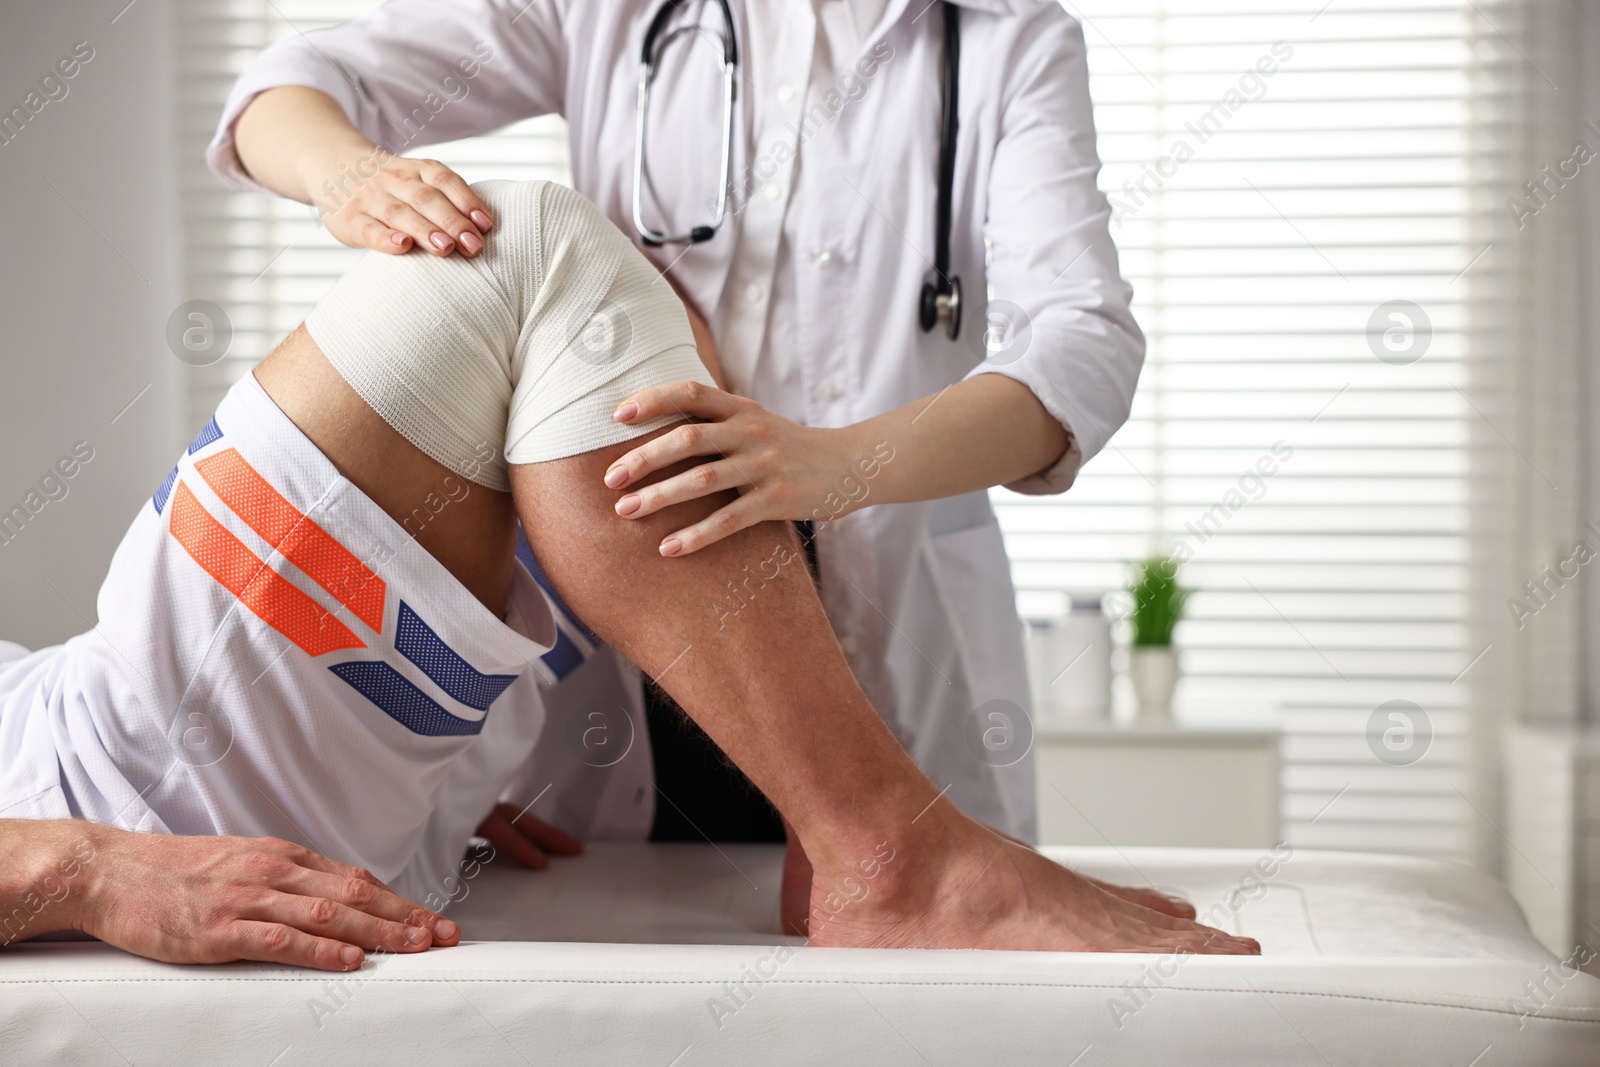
[[257, 178, 1255, 954], [254, 324, 518, 615], [511, 444, 1256, 954], [258, 328, 1253, 954]]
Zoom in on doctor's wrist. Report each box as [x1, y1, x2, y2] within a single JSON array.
[[235, 86, 376, 206], [818, 420, 900, 518], [297, 134, 388, 210]]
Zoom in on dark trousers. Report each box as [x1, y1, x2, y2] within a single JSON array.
[[646, 521, 819, 843]]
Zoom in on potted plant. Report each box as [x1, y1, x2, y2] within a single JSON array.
[[1127, 555, 1188, 722]]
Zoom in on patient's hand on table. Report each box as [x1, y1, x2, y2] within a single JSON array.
[[474, 805, 583, 870], [62, 823, 459, 971]]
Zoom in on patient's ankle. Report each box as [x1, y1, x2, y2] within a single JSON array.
[[801, 800, 978, 928]]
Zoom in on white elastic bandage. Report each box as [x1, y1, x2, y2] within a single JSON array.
[[305, 180, 714, 492]]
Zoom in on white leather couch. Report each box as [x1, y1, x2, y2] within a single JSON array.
[[4, 843, 1598, 1064]]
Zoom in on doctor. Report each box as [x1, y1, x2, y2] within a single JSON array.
[[211, 0, 1141, 868]]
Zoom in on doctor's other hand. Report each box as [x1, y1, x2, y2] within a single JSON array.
[[474, 803, 583, 870], [71, 823, 459, 972], [606, 382, 875, 555]]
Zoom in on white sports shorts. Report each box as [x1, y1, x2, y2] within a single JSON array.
[[0, 180, 713, 900], [0, 373, 563, 897]]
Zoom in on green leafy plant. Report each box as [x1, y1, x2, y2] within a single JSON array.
[[1129, 556, 1189, 647]]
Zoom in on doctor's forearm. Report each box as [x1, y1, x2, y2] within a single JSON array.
[[234, 86, 379, 204], [847, 374, 1069, 506]]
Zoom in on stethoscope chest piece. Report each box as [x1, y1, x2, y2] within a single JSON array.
[[920, 275, 962, 341]]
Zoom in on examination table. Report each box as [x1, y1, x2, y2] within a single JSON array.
[[3, 843, 1597, 1064]]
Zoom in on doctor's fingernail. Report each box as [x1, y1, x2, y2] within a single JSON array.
[[390, 233, 409, 247], [471, 210, 493, 232], [604, 466, 629, 489], [615, 494, 641, 517], [458, 231, 483, 255], [340, 946, 363, 967], [659, 537, 683, 557], [435, 919, 458, 940], [404, 925, 428, 945], [613, 402, 639, 422], [429, 231, 453, 252]]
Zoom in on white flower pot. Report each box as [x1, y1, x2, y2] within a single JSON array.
[[1129, 646, 1179, 722]]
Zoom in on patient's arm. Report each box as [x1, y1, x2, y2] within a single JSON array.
[[0, 819, 457, 970]]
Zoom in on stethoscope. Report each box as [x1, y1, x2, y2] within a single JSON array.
[[632, 0, 964, 340]]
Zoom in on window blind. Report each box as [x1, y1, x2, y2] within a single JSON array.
[[177, 0, 1517, 864], [174, 0, 572, 425], [997, 0, 1517, 862]]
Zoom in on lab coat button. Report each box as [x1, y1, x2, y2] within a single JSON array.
[[809, 245, 833, 266], [776, 84, 797, 105], [764, 183, 782, 201], [744, 283, 763, 304], [814, 381, 841, 403], [839, 634, 859, 656]]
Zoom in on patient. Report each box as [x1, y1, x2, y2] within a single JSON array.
[[0, 181, 1257, 969]]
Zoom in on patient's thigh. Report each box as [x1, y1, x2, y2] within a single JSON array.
[[253, 324, 519, 615]]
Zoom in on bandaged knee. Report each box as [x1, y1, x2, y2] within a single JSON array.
[[305, 180, 714, 492]]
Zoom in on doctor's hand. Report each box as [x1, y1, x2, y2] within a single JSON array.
[[315, 154, 494, 259], [605, 382, 881, 556], [235, 88, 491, 258], [474, 804, 583, 870]]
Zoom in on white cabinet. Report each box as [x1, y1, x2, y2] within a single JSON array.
[[1035, 725, 1280, 848], [1505, 722, 1600, 967]]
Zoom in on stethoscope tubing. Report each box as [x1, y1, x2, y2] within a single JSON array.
[[632, 0, 961, 338]]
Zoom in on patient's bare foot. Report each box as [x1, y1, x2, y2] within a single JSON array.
[[781, 829, 813, 937], [1085, 876, 1198, 920], [975, 824, 1198, 921], [807, 817, 1258, 955]]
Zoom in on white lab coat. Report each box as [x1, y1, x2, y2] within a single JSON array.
[[208, 0, 1144, 843]]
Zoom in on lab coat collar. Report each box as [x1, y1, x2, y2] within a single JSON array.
[[945, 0, 1044, 11], [912, 0, 1046, 16], [872, 0, 1047, 41]]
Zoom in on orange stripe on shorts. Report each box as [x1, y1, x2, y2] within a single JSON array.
[[168, 481, 366, 657], [194, 449, 387, 633]]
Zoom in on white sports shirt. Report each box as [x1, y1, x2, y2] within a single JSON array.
[[0, 373, 559, 901]]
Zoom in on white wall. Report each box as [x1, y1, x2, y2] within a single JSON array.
[[0, 1, 182, 646], [1579, 0, 1600, 726]]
